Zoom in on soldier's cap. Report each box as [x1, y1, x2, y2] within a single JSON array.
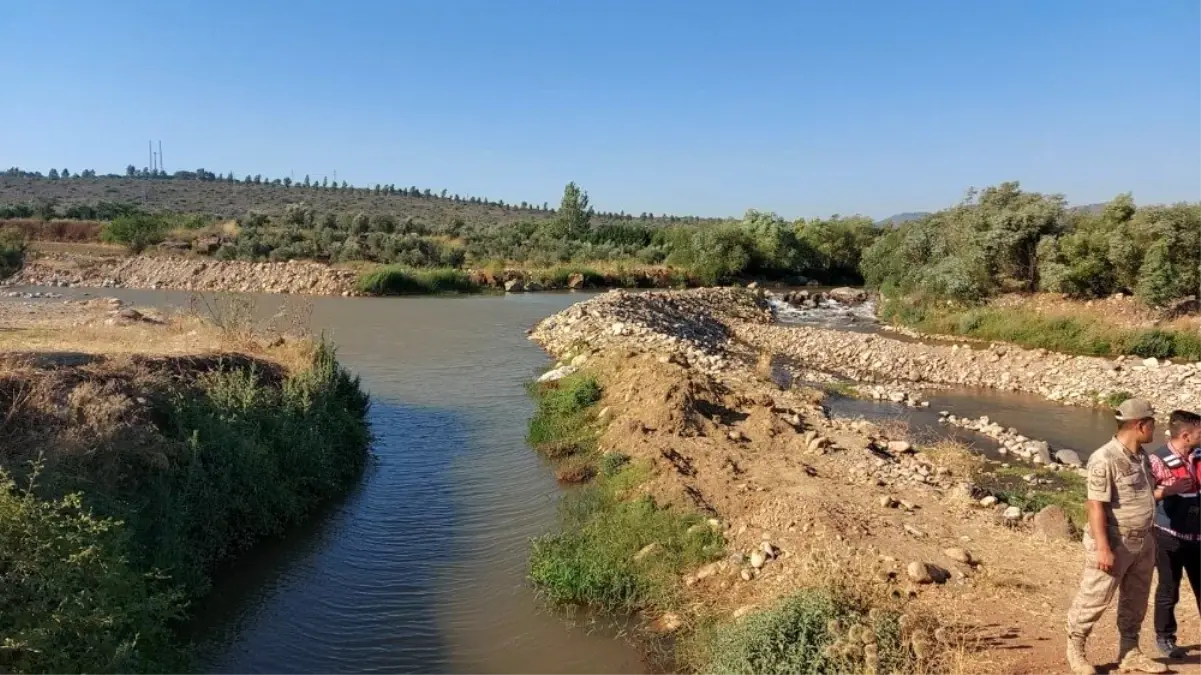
[[1115, 398, 1155, 422]]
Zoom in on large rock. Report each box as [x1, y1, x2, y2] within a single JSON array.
[[907, 561, 949, 584], [1033, 505, 1076, 540], [1054, 449, 1083, 467], [504, 279, 526, 293], [537, 365, 577, 382], [1026, 441, 1052, 465], [567, 272, 586, 289], [829, 287, 868, 305]]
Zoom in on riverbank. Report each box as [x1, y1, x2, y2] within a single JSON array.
[[0, 297, 371, 673], [5, 250, 700, 296], [527, 288, 1199, 674]]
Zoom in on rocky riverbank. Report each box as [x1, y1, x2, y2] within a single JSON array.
[[9, 252, 361, 295], [527, 287, 1199, 674]]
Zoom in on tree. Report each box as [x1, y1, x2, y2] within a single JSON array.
[[342, 181, 349, 189], [254, 174, 262, 184], [61, 168, 70, 179], [551, 182, 593, 239], [322, 177, 328, 188], [283, 177, 292, 188], [47, 169, 59, 180], [303, 175, 311, 187], [126, 165, 137, 177]]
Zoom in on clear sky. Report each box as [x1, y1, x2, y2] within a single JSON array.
[[3, 1, 1198, 219]]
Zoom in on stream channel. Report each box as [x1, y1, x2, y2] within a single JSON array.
[[16, 286, 1121, 672]]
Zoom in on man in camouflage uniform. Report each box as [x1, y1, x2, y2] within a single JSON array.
[[1065, 398, 1167, 674]]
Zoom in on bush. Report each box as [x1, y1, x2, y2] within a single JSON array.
[[0, 472, 185, 674], [356, 266, 480, 295], [599, 452, 630, 477], [0, 228, 26, 278], [101, 214, 169, 252], [701, 591, 911, 675]]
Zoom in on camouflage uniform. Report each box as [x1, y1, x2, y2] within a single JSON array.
[[1067, 437, 1157, 641]]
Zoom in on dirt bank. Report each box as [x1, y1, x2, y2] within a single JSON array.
[[529, 288, 1199, 674]]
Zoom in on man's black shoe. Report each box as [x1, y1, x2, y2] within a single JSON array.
[[1155, 635, 1185, 659]]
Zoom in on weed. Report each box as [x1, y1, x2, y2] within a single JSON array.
[[600, 451, 630, 477], [1102, 390, 1133, 408]]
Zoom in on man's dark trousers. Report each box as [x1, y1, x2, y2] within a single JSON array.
[[1154, 529, 1201, 640]]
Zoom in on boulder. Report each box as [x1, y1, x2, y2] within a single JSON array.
[[749, 551, 767, 569], [567, 272, 586, 289], [887, 440, 913, 454], [504, 279, 526, 293], [1033, 505, 1076, 541], [1054, 449, 1083, 467], [829, 287, 868, 305], [907, 561, 949, 584], [1002, 506, 1023, 521]]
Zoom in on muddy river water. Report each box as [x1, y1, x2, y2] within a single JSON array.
[[13, 287, 1126, 672]]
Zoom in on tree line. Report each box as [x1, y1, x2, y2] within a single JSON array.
[[2, 166, 709, 225], [861, 182, 1199, 307]]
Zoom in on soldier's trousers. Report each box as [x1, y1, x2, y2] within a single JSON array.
[[1067, 531, 1156, 641]]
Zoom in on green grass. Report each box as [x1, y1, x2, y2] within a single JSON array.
[[977, 465, 1087, 526], [529, 460, 724, 612], [881, 297, 1201, 360], [356, 265, 481, 295], [1102, 390, 1133, 408], [526, 373, 603, 459], [697, 590, 914, 675]]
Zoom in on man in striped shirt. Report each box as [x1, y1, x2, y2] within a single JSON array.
[[1149, 409, 1201, 659]]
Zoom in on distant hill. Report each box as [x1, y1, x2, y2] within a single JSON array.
[[0, 176, 722, 230], [875, 212, 930, 227]]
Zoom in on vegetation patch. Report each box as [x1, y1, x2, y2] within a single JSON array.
[[0, 228, 26, 278], [356, 265, 481, 295], [880, 297, 1201, 360], [978, 465, 1087, 526], [698, 590, 923, 675], [0, 343, 372, 673], [529, 461, 724, 612], [526, 373, 603, 459]]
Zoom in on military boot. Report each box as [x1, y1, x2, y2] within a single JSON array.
[[1118, 642, 1168, 674], [1066, 637, 1096, 675]]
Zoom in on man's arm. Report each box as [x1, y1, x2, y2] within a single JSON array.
[[1086, 499, 1115, 573], [1086, 457, 1115, 574], [1150, 452, 1195, 500]]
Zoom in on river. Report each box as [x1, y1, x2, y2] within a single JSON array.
[[9, 286, 1124, 672]]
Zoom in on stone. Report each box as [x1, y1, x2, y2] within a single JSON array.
[[879, 495, 898, 508], [567, 272, 586, 289], [903, 524, 926, 538], [807, 436, 830, 452], [1054, 449, 1083, 467], [570, 353, 589, 366], [729, 430, 747, 442], [633, 542, 662, 562], [749, 551, 767, 569], [907, 561, 949, 584], [1143, 357, 1160, 368], [537, 365, 578, 382], [503, 279, 525, 293], [888, 392, 907, 403], [1002, 506, 1022, 521], [887, 440, 913, 454], [740, 568, 754, 581], [943, 547, 973, 564], [979, 495, 998, 507], [1033, 505, 1076, 540]]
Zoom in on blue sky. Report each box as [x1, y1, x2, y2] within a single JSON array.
[[3, 1, 1198, 218]]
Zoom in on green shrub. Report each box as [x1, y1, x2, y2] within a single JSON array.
[[529, 470, 723, 612], [1103, 390, 1133, 408], [139, 343, 370, 590], [101, 214, 169, 252], [0, 228, 26, 278], [0, 471, 185, 674], [356, 266, 480, 295], [700, 590, 910, 675]]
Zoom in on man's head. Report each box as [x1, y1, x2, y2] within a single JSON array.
[[1115, 398, 1156, 445], [1168, 410, 1201, 450]]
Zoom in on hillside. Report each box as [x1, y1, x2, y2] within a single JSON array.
[[0, 176, 720, 229], [875, 211, 931, 226]]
